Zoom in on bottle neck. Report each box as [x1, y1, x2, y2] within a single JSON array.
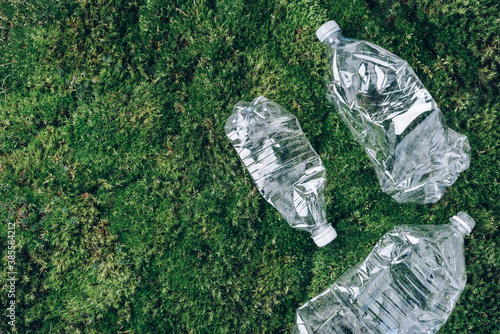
[[321, 31, 343, 48], [450, 222, 469, 237]]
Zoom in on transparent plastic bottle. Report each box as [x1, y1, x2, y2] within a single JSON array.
[[316, 21, 470, 204], [225, 96, 337, 247], [293, 211, 475, 334]]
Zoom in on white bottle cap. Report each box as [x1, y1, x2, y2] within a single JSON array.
[[312, 225, 337, 247], [316, 20, 341, 42]]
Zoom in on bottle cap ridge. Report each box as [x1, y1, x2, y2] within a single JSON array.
[[312, 225, 337, 247], [451, 212, 475, 235], [316, 21, 341, 42]]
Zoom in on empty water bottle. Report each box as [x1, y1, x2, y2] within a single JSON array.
[[293, 211, 475, 333], [316, 21, 470, 204], [225, 96, 337, 247]]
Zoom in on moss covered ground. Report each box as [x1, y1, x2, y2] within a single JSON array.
[[0, 0, 499, 333]]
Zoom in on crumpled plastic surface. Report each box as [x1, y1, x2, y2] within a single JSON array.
[[293, 211, 475, 334], [225, 96, 336, 246], [321, 32, 470, 204]]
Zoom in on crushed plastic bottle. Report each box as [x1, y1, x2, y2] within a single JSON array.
[[316, 21, 470, 204], [293, 211, 475, 334], [225, 96, 337, 247]]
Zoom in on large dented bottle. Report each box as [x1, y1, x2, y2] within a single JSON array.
[[293, 211, 475, 334], [316, 21, 470, 204], [225, 96, 337, 247]]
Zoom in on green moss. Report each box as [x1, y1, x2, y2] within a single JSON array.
[[0, 0, 499, 333]]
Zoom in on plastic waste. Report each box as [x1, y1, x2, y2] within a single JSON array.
[[316, 20, 470, 204], [225, 96, 337, 247], [293, 211, 475, 334]]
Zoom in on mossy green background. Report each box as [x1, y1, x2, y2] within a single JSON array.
[[0, 0, 498, 333]]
